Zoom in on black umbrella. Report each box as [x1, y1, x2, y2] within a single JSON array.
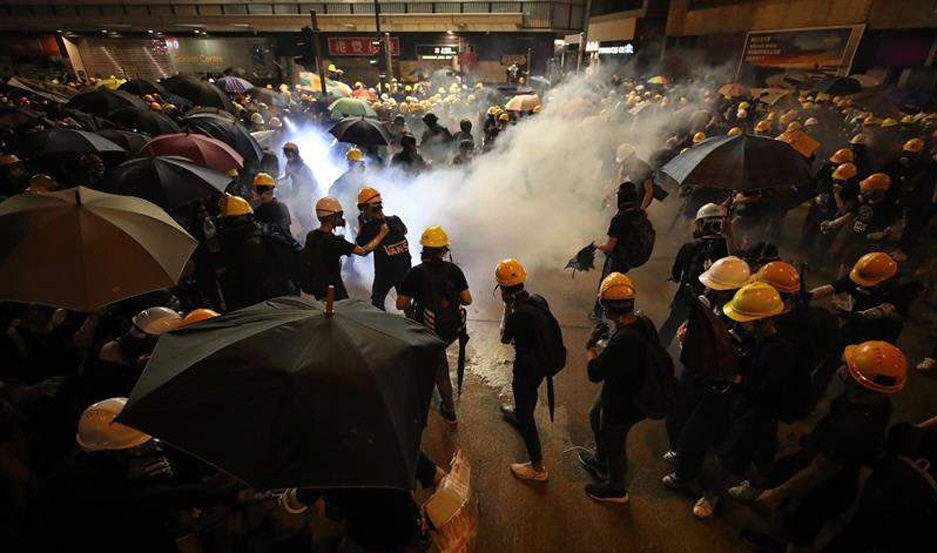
[[248, 87, 290, 108], [119, 78, 168, 97], [0, 106, 54, 129], [108, 107, 181, 136], [812, 77, 862, 96], [65, 89, 148, 116], [185, 112, 263, 166], [660, 134, 810, 191], [118, 296, 444, 491], [95, 129, 151, 154], [163, 75, 234, 111], [34, 128, 126, 158], [62, 108, 115, 132], [329, 116, 390, 147], [105, 155, 231, 210]]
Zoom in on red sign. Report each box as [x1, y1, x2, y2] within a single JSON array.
[[328, 37, 400, 57]]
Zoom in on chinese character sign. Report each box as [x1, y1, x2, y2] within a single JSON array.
[[328, 37, 400, 57]]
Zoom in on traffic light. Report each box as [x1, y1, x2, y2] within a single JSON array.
[[294, 26, 316, 69]]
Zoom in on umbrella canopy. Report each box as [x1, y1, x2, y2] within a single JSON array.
[[95, 129, 151, 153], [505, 94, 541, 112], [328, 116, 390, 147], [119, 79, 168, 97], [813, 77, 862, 96], [3, 77, 72, 104], [66, 89, 148, 116], [0, 187, 196, 311], [0, 106, 54, 129], [184, 113, 263, 166], [108, 107, 181, 136], [329, 97, 376, 118], [118, 296, 444, 491], [217, 76, 254, 94], [248, 87, 289, 108], [162, 75, 234, 111], [660, 134, 810, 191], [718, 83, 750, 99], [62, 108, 115, 132], [185, 106, 238, 121], [141, 133, 243, 172], [351, 87, 378, 101], [105, 155, 231, 210], [298, 72, 352, 97], [34, 128, 126, 158]]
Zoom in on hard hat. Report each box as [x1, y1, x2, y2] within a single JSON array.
[[832, 162, 858, 181], [499, 113, 510, 122], [900, 115, 915, 124], [738, 101, 750, 110], [615, 142, 636, 163], [226, 168, 239, 178], [252, 172, 276, 188], [698, 256, 751, 291], [751, 261, 800, 293], [346, 147, 364, 162], [315, 196, 343, 219], [143, 94, 155, 103], [755, 119, 773, 133], [723, 282, 784, 322], [356, 186, 382, 206], [804, 117, 819, 127], [0, 154, 21, 166], [863, 115, 879, 127], [76, 398, 152, 452], [850, 133, 868, 145], [727, 127, 743, 137], [859, 173, 891, 194], [880, 118, 899, 128], [495, 258, 527, 287], [283, 142, 299, 152], [849, 252, 897, 287], [250, 112, 264, 125], [354, 81, 363, 89], [736, 109, 748, 119], [28, 173, 54, 190], [267, 117, 282, 129], [149, 102, 162, 111], [695, 202, 726, 220], [420, 226, 449, 248], [903, 138, 925, 153], [223, 195, 253, 217], [829, 148, 854, 164], [598, 272, 636, 301], [843, 341, 907, 394], [131, 306, 182, 335], [327, 63, 338, 72], [181, 308, 219, 327], [779, 112, 796, 126], [786, 121, 802, 132], [692, 132, 706, 144]]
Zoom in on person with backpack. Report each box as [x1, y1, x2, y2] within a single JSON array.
[[396, 226, 472, 425], [593, 181, 655, 320], [355, 187, 412, 310], [300, 196, 388, 301], [580, 272, 672, 503], [495, 258, 566, 482]]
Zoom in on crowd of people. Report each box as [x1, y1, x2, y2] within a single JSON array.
[[0, 64, 934, 553]]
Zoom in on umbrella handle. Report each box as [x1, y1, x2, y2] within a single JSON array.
[[325, 285, 335, 316]]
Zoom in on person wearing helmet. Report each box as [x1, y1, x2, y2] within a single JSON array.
[[251, 172, 291, 233], [803, 160, 859, 261], [893, 138, 936, 256], [420, 112, 453, 164], [389, 133, 427, 173], [355, 187, 411, 310], [300, 196, 388, 301], [249, 111, 265, 131], [329, 148, 368, 231], [728, 341, 905, 552], [658, 202, 730, 347], [580, 272, 663, 504], [396, 226, 472, 424], [614, 143, 656, 209], [848, 133, 874, 176], [495, 258, 564, 482], [451, 138, 476, 165], [821, 173, 903, 271], [281, 141, 321, 228]]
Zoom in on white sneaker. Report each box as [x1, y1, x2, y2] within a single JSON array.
[[510, 462, 548, 482], [917, 358, 935, 373], [692, 496, 715, 519], [662, 450, 678, 462]]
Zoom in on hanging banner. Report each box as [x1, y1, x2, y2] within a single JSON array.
[[328, 37, 400, 57], [736, 25, 865, 87]]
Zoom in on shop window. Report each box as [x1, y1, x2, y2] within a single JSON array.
[[225, 5, 249, 14], [408, 2, 433, 13], [249, 4, 274, 14], [274, 4, 299, 14], [201, 5, 223, 15]]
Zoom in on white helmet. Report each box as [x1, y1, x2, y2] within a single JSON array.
[[132, 307, 182, 336], [267, 117, 282, 129], [615, 142, 636, 163], [698, 256, 751, 291], [315, 196, 343, 219], [695, 203, 727, 221], [76, 398, 152, 452], [250, 112, 265, 126]]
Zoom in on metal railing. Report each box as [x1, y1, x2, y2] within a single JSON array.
[[0, 2, 586, 30]]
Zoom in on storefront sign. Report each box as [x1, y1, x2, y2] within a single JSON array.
[[416, 44, 459, 60], [327, 37, 400, 57], [500, 54, 527, 66], [585, 41, 599, 53], [736, 25, 865, 86], [598, 43, 634, 55]]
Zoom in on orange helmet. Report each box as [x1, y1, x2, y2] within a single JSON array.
[[751, 261, 800, 293], [844, 341, 907, 394], [849, 252, 897, 287], [356, 186, 382, 206], [832, 163, 857, 181], [829, 148, 854, 164], [903, 138, 925, 153], [181, 308, 220, 327], [859, 173, 891, 194]]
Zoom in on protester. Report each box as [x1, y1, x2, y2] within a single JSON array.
[[355, 187, 411, 310], [250, 172, 292, 233]]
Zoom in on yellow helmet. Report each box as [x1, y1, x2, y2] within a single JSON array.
[[487, 106, 501, 116], [420, 225, 449, 248], [252, 172, 276, 188], [727, 127, 743, 137], [849, 252, 897, 287], [832, 162, 858, 181], [356, 186, 382, 206], [28, 173, 55, 191], [598, 272, 636, 301], [779, 112, 796, 126], [692, 132, 706, 144], [346, 147, 364, 162], [829, 148, 854, 164], [226, 168, 240, 178], [843, 341, 907, 394], [754, 119, 773, 133], [223, 195, 253, 217], [880, 118, 899, 128], [859, 173, 892, 194], [698, 256, 751, 291], [181, 308, 219, 327], [76, 398, 152, 452], [751, 261, 800, 293], [0, 154, 21, 166], [804, 117, 819, 127], [850, 133, 868, 145], [499, 113, 511, 122], [723, 282, 784, 322], [900, 115, 916, 125], [495, 258, 527, 287], [863, 115, 879, 127], [738, 101, 750, 110], [786, 121, 802, 132], [903, 138, 925, 153]]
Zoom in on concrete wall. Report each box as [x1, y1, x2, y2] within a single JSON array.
[[666, 0, 871, 37], [867, 0, 937, 29]]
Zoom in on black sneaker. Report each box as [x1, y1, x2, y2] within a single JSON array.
[[661, 472, 692, 490], [499, 404, 518, 426], [577, 451, 609, 480], [585, 482, 629, 504], [439, 407, 457, 426]]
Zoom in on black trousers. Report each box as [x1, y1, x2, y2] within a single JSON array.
[[589, 389, 639, 490], [371, 266, 408, 311], [658, 287, 692, 348], [673, 384, 732, 480], [665, 370, 702, 448], [512, 376, 544, 463]]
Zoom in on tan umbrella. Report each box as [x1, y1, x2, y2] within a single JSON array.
[[505, 94, 541, 112], [0, 187, 197, 311]]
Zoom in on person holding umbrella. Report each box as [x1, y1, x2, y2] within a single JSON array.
[[356, 187, 411, 311], [251, 172, 291, 233]]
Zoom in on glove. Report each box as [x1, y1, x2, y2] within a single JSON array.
[[586, 322, 610, 349]]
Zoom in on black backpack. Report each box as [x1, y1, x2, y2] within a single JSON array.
[[615, 211, 656, 269], [419, 264, 465, 343], [516, 294, 567, 421], [626, 316, 676, 420]]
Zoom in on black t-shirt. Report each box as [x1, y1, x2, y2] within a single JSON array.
[[301, 229, 356, 299], [807, 394, 892, 469], [586, 314, 656, 423], [832, 277, 896, 312], [849, 198, 901, 236], [399, 261, 469, 333], [357, 215, 411, 272], [502, 292, 548, 380], [672, 236, 728, 292], [608, 208, 642, 243], [254, 200, 291, 232]]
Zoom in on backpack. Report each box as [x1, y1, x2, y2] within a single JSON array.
[[419, 264, 465, 343], [518, 295, 567, 379], [615, 211, 656, 269], [627, 316, 676, 420]]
